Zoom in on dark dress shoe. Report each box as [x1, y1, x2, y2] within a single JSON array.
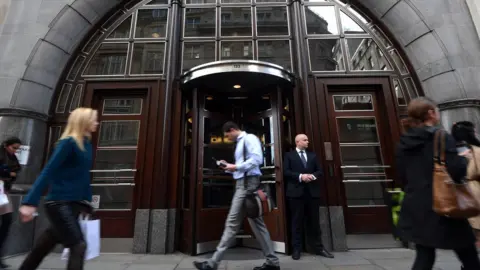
[[292, 250, 301, 260], [193, 261, 216, 270], [253, 263, 280, 270], [316, 249, 334, 258]]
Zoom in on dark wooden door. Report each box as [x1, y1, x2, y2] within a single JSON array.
[[187, 88, 290, 254], [90, 91, 148, 237], [195, 96, 233, 254], [325, 90, 395, 234]]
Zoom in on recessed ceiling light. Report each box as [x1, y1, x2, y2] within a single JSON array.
[[233, 84, 241, 89]]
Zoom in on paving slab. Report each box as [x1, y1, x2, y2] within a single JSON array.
[[3, 248, 474, 270]]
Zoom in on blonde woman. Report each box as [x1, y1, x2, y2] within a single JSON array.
[[18, 108, 98, 270]]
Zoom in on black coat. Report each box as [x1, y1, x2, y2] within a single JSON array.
[[283, 150, 323, 198], [396, 126, 475, 249], [0, 147, 21, 192]]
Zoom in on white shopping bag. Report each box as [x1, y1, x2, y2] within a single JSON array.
[[0, 181, 9, 206], [61, 215, 100, 261]]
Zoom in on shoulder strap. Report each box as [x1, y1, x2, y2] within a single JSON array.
[[243, 134, 248, 188], [433, 130, 446, 165]]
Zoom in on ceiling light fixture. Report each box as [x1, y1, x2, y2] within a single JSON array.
[[233, 84, 241, 89]]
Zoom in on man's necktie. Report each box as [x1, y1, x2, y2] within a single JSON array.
[[299, 150, 307, 168]]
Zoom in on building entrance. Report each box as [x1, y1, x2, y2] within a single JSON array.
[[178, 61, 295, 255]]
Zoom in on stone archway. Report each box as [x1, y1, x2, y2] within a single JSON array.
[[6, 0, 480, 124]]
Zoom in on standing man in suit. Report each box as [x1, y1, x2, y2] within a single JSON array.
[[284, 134, 334, 260]]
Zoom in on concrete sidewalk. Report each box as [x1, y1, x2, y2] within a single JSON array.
[[4, 248, 468, 270]]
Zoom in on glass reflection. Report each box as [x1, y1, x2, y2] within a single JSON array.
[[308, 39, 344, 71], [91, 185, 134, 210], [305, 6, 338, 35], [344, 182, 386, 206], [258, 40, 291, 70], [182, 42, 215, 71], [393, 79, 407, 105], [222, 0, 250, 3], [131, 43, 165, 74], [221, 7, 252, 36], [404, 77, 418, 99], [103, 98, 143, 115], [336, 118, 379, 143], [184, 8, 216, 37], [146, 0, 168, 4], [202, 179, 235, 208], [69, 85, 83, 112], [340, 11, 365, 34], [135, 9, 168, 38], [263, 145, 275, 167], [371, 25, 392, 48], [340, 145, 383, 168], [347, 39, 392, 71], [85, 43, 128, 75], [256, 0, 285, 3], [186, 0, 215, 3], [98, 121, 140, 147], [256, 7, 289, 36], [93, 149, 137, 179], [389, 49, 408, 74], [56, 84, 72, 113], [245, 116, 273, 144], [333, 95, 373, 111], [107, 16, 132, 39], [221, 41, 253, 60]]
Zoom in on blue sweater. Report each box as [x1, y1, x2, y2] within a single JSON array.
[[22, 137, 93, 206]]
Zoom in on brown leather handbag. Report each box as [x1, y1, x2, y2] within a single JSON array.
[[467, 145, 480, 181], [432, 130, 480, 218]]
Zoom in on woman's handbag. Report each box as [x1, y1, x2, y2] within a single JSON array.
[[467, 145, 480, 181], [432, 130, 480, 218], [241, 135, 274, 219]]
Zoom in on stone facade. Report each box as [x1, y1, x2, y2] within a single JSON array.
[[0, 0, 479, 255]]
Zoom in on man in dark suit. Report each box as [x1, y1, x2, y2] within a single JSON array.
[[283, 134, 334, 260]]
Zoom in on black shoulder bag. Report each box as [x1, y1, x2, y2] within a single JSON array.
[[242, 134, 274, 218]]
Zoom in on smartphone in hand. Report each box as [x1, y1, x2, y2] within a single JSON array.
[[212, 157, 227, 168]]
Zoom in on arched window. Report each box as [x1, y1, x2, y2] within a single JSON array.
[[55, 0, 418, 120]]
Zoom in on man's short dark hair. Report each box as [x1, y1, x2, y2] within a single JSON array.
[[222, 121, 240, 133]]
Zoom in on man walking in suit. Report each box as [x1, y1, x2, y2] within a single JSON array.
[[194, 121, 280, 270], [284, 134, 334, 260]]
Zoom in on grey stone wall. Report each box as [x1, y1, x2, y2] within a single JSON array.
[[358, 0, 480, 103], [0, 0, 123, 116], [467, 0, 480, 37]]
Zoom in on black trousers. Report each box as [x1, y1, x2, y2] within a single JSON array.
[[413, 244, 480, 270], [0, 213, 12, 256], [19, 202, 88, 270], [289, 195, 324, 252]]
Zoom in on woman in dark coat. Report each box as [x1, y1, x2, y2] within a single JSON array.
[[396, 97, 480, 269], [0, 137, 22, 269]]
